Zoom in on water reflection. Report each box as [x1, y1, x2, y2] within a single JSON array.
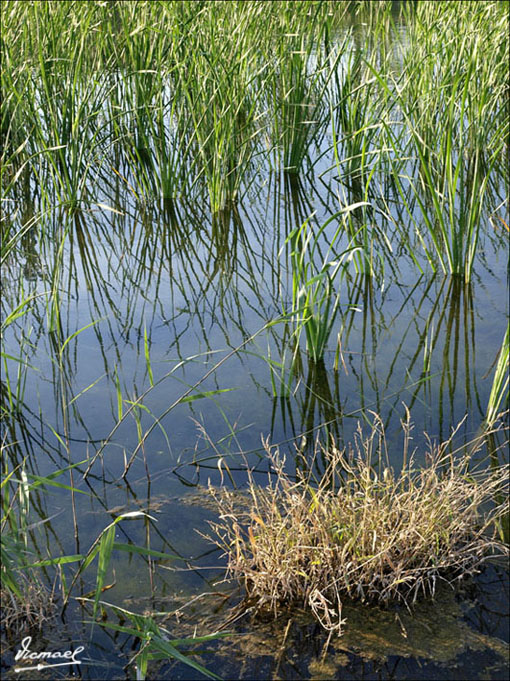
[[2, 163, 507, 484], [1, 6, 508, 679]]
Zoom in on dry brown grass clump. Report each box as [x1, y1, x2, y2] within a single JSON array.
[[208, 416, 509, 634], [0, 579, 56, 638]]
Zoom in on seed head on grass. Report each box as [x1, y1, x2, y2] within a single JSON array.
[[207, 416, 509, 634]]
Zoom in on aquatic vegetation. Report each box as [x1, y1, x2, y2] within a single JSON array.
[[2, 2, 112, 211], [1, 466, 223, 678], [375, 0, 509, 280], [268, 16, 346, 174], [207, 417, 509, 634], [486, 322, 510, 428], [2, 0, 507, 271], [1, 0, 508, 676], [96, 602, 227, 680], [1, 449, 59, 635], [283, 213, 362, 362]]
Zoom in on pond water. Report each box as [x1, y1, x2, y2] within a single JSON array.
[[2, 173, 508, 679], [1, 3, 509, 680]]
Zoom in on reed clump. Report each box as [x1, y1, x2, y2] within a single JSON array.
[[208, 420, 509, 634]]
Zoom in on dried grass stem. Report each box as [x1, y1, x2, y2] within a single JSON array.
[[207, 418, 509, 634]]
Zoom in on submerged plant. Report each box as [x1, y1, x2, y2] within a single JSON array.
[[207, 416, 509, 635]]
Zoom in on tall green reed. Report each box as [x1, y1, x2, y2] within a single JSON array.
[[332, 48, 381, 196], [0, 293, 38, 418], [375, 1, 508, 280], [268, 10, 346, 174], [103, 2, 196, 203], [283, 213, 362, 362], [18, 6, 112, 210], [179, 3, 270, 212], [486, 322, 509, 428]]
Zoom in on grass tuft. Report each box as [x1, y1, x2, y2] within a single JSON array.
[[207, 416, 509, 634], [0, 579, 56, 638]]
